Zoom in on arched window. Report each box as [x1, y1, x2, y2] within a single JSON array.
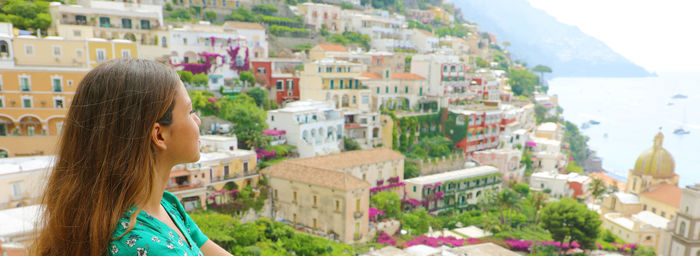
[[680, 221, 686, 235]]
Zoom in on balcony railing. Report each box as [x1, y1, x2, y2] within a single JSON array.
[[165, 182, 203, 192]]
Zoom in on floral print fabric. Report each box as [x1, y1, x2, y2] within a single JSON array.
[[109, 191, 208, 256]]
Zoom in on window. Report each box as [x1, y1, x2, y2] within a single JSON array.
[[22, 96, 32, 108], [394, 86, 397, 93], [326, 67, 332, 72], [362, 95, 368, 104], [121, 18, 132, 29], [257, 67, 266, 74], [274, 189, 278, 199], [73, 30, 81, 37], [76, 49, 82, 58], [362, 174, 366, 180], [339, 79, 343, 89], [54, 98, 64, 108], [52, 77, 62, 92], [313, 218, 317, 229], [385, 70, 389, 78], [0, 74, 3, 91], [355, 79, 359, 88], [356, 199, 360, 212], [140, 20, 151, 30], [11, 181, 23, 199], [330, 80, 334, 89], [313, 195, 317, 206], [96, 49, 106, 62], [376, 87, 380, 94], [335, 200, 340, 211], [0, 96, 3, 108], [405, 87, 409, 93], [276, 81, 283, 90], [99, 17, 110, 27], [385, 87, 388, 93], [293, 191, 297, 202], [52, 45, 62, 57], [413, 186, 416, 192], [419, 87, 423, 96], [337, 67, 342, 72], [223, 165, 230, 177], [161, 36, 167, 47], [352, 95, 356, 104], [24, 44, 34, 56], [287, 80, 294, 90], [271, 115, 274, 121], [121, 49, 131, 59]]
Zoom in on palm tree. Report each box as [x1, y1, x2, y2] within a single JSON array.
[[589, 178, 606, 203], [532, 192, 548, 226], [496, 189, 521, 230], [532, 65, 552, 85]]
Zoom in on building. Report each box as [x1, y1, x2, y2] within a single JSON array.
[[342, 10, 412, 51], [223, 22, 268, 59], [265, 160, 369, 243], [342, 109, 382, 148], [355, 51, 406, 75], [165, 135, 257, 211], [0, 29, 137, 157], [0, 204, 41, 249], [409, 29, 438, 54], [360, 71, 428, 112], [48, 0, 164, 46], [287, 148, 405, 194], [472, 148, 525, 183], [602, 211, 670, 252], [666, 183, 700, 256], [404, 166, 501, 213], [529, 171, 590, 199], [405, 9, 435, 25], [429, 6, 452, 24], [309, 43, 349, 61], [298, 58, 371, 111], [180, 0, 254, 9], [266, 100, 344, 158], [410, 54, 471, 108], [448, 107, 503, 158], [265, 148, 404, 243], [251, 58, 303, 104], [297, 3, 344, 33], [0, 155, 53, 209]]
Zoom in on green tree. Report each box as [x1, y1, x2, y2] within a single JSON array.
[[521, 149, 533, 174], [245, 87, 267, 107], [189, 211, 239, 249], [405, 55, 413, 72], [589, 178, 606, 202], [187, 90, 217, 116], [495, 189, 521, 230], [513, 182, 530, 197], [191, 73, 209, 87], [219, 94, 268, 149], [168, 9, 193, 20], [532, 64, 552, 85], [251, 4, 277, 15], [1, 0, 52, 32], [225, 8, 257, 22], [633, 247, 656, 256], [400, 209, 440, 235], [178, 70, 194, 84], [204, 11, 216, 23], [540, 198, 601, 250], [165, 3, 173, 11], [404, 161, 420, 179], [343, 137, 360, 151], [370, 191, 401, 218], [508, 69, 538, 97], [238, 71, 255, 86]]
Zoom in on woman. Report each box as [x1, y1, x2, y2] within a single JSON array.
[[32, 59, 231, 256]]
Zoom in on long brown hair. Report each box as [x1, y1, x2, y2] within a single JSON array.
[[31, 58, 180, 256]]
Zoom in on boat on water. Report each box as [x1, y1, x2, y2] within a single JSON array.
[[674, 127, 690, 135], [672, 94, 688, 99], [589, 120, 600, 125]]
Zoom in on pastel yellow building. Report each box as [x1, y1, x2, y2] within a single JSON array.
[[299, 58, 371, 111], [0, 31, 138, 157]]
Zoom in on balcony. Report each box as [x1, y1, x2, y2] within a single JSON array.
[[354, 211, 363, 219], [165, 182, 203, 192]]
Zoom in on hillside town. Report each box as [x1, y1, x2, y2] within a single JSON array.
[[0, 0, 698, 255]]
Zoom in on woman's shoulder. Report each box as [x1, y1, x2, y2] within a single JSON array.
[[109, 219, 185, 256]]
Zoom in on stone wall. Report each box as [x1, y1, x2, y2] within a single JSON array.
[[237, 198, 272, 224], [407, 154, 470, 176]]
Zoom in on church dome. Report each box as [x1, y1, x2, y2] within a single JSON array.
[[633, 132, 675, 178]]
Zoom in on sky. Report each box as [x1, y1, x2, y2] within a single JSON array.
[[527, 0, 700, 74]]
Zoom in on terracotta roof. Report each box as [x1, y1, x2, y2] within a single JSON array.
[[288, 148, 405, 170], [360, 72, 382, 79], [223, 21, 265, 30], [317, 43, 348, 52], [417, 29, 436, 37], [640, 183, 681, 208], [391, 73, 425, 80], [589, 172, 626, 191], [264, 161, 369, 191]]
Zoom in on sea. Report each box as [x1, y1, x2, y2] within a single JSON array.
[[547, 72, 700, 187]]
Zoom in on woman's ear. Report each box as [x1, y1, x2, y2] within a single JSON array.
[[152, 123, 168, 151]]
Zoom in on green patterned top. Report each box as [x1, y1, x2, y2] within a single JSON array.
[[109, 191, 208, 256]]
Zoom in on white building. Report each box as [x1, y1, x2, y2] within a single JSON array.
[[603, 211, 670, 253], [0, 22, 15, 68], [0, 156, 53, 210], [266, 100, 344, 158], [410, 54, 471, 108], [342, 10, 412, 51], [296, 2, 344, 33], [529, 171, 590, 199], [667, 183, 700, 256], [404, 166, 502, 213], [409, 29, 439, 54]]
